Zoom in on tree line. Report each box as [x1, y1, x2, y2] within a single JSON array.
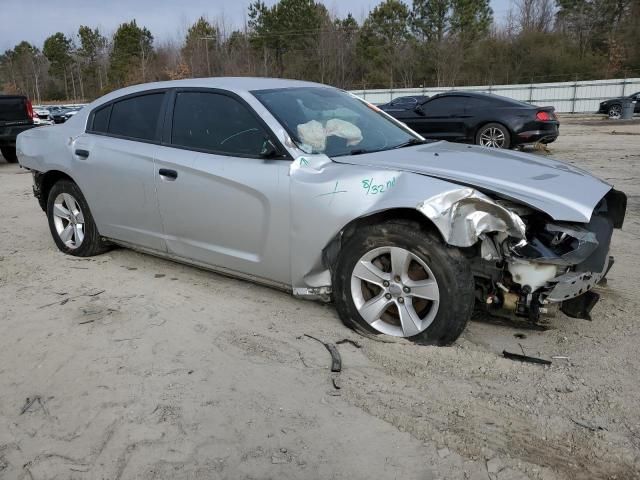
[[1, 0, 638, 103]]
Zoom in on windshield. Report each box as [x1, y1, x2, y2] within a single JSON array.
[[252, 87, 422, 157]]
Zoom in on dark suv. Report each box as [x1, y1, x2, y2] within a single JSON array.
[[0, 95, 37, 163]]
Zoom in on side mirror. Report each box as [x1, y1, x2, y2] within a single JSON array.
[[414, 105, 425, 115], [260, 138, 280, 158]]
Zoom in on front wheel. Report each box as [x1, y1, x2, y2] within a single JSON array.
[[333, 221, 475, 345], [46, 180, 110, 257], [0, 146, 18, 163], [476, 123, 511, 149]]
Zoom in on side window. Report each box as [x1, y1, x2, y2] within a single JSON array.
[[423, 97, 458, 115], [91, 104, 111, 133], [171, 91, 269, 157], [392, 97, 416, 106], [108, 93, 164, 141], [464, 97, 491, 110]]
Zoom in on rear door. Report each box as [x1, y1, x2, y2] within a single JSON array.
[[72, 91, 168, 251], [153, 89, 292, 285]]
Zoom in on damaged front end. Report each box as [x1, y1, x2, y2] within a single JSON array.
[[418, 187, 627, 323]]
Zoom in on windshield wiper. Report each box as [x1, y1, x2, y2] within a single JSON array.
[[392, 138, 427, 149], [349, 148, 373, 155]]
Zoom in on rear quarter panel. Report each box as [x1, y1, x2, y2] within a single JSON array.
[[16, 124, 74, 174]]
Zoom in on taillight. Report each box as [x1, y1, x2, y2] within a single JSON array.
[[25, 99, 34, 120], [536, 111, 552, 121]]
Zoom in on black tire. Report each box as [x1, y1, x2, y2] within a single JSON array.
[[608, 104, 622, 119], [46, 179, 110, 257], [333, 221, 475, 346], [475, 123, 511, 149], [0, 146, 18, 163]]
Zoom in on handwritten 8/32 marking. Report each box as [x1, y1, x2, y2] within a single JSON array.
[[361, 177, 396, 195]]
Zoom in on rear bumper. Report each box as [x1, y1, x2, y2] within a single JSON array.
[[515, 129, 559, 145]]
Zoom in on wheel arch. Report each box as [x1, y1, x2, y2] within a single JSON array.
[[608, 103, 622, 113], [35, 170, 76, 211], [322, 207, 445, 272], [473, 120, 513, 147]]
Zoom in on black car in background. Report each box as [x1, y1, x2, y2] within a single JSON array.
[[597, 91, 639, 119], [381, 91, 559, 149], [49, 106, 77, 123]]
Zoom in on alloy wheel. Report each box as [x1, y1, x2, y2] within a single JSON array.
[[608, 105, 622, 119], [479, 127, 506, 148], [350, 246, 440, 337], [52, 193, 85, 249]]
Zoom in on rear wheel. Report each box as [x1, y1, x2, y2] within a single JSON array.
[[46, 180, 109, 257], [333, 221, 475, 345], [608, 104, 622, 119], [0, 146, 18, 163], [476, 123, 511, 149]]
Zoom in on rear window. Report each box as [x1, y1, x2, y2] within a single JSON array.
[[107, 93, 164, 141], [0, 96, 28, 122]]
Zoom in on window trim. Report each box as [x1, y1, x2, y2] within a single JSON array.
[[86, 88, 169, 145], [163, 87, 292, 161]]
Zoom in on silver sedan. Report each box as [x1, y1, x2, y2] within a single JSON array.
[[16, 78, 626, 344]]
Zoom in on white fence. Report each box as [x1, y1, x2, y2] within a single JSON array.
[[350, 77, 640, 113]]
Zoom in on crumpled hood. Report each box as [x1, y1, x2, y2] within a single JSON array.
[[332, 141, 612, 223]]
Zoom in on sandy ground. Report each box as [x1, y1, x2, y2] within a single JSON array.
[[1, 117, 639, 480]]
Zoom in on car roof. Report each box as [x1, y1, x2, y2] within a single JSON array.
[[433, 91, 501, 99], [94, 77, 330, 106], [431, 90, 532, 107]]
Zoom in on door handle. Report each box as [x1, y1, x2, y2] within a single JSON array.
[[75, 149, 90, 159], [159, 168, 178, 180]]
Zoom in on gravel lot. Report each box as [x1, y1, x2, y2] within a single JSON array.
[[1, 117, 639, 480]]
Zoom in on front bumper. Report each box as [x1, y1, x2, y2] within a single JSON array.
[[546, 257, 612, 302], [492, 189, 626, 321]]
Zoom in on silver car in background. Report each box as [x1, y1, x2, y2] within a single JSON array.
[[16, 78, 626, 344]]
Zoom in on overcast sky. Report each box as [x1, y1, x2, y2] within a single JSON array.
[[0, 0, 511, 52]]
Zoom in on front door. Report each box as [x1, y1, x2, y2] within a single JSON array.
[[420, 96, 467, 140], [154, 90, 291, 285]]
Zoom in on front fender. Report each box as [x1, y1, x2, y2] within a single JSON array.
[[289, 155, 523, 294]]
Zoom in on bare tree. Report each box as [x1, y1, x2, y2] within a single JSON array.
[[516, 0, 555, 33]]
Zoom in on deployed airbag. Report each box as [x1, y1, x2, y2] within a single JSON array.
[[297, 119, 362, 152]]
